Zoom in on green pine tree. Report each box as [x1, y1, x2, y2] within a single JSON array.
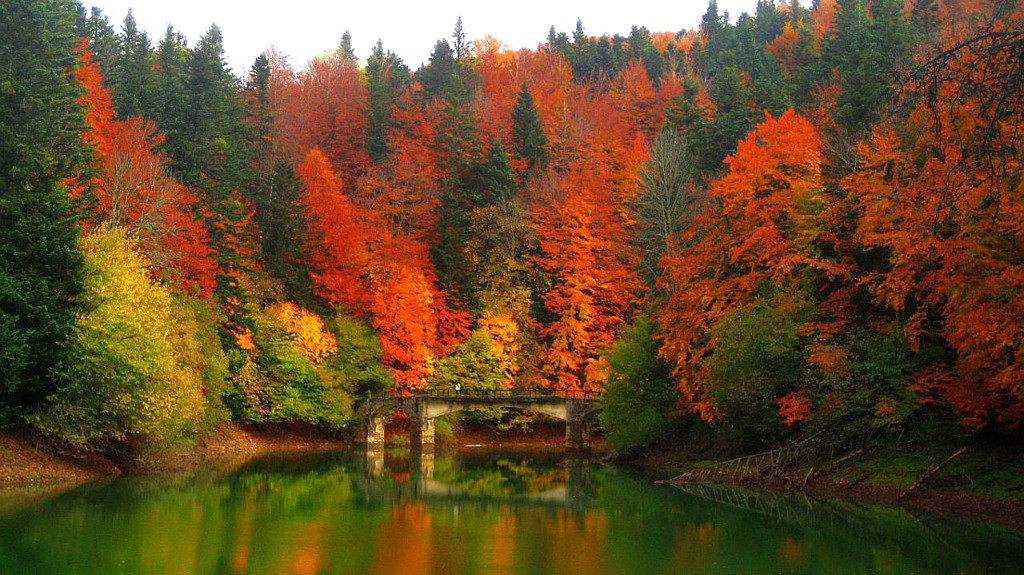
[[153, 25, 191, 165], [546, 26, 571, 56], [365, 40, 410, 163], [110, 10, 158, 118], [185, 24, 252, 191], [510, 83, 549, 176], [0, 0, 87, 421], [337, 30, 358, 66], [628, 26, 664, 85], [569, 19, 596, 80], [432, 98, 483, 307], [693, 0, 730, 76], [257, 161, 313, 301], [418, 39, 458, 99], [823, 0, 908, 136], [688, 65, 757, 174], [84, 7, 118, 76], [246, 52, 272, 175], [479, 142, 518, 207]]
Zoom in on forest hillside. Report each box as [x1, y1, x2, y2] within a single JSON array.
[[1, 0, 1022, 455]]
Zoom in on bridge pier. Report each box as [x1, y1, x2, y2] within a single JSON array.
[[566, 399, 594, 451], [565, 419, 592, 451], [363, 414, 386, 448], [410, 414, 435, 452], [365, 447, 385, 479], [407, 398, 436, 451]]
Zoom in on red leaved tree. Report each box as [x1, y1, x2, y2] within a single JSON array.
[[74, 45, 216, 296]]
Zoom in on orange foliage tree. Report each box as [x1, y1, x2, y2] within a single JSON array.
[[845, 45, 1024, 428], [657, 110, 842, 418], [532, 165, 641, 392], [267, 302, 338, 364], [296, 142, 467, 391], [272, 52, 369, 184], [74, 45, 216, 296], [296, 148, 372, 311]]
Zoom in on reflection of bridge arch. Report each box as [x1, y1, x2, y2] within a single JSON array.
[[417, 479, 576, 506], [363, 449, 597, 511], [359, 391, 601, 450]]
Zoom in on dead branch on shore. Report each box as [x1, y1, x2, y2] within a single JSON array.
[[900, 445, 970, 499], [669, 430, 827, 484]]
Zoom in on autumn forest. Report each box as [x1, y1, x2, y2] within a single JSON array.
[[1, 0, 1023, 456]]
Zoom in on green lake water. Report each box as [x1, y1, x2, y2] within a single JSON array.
[[1, 447, 1022, 575]]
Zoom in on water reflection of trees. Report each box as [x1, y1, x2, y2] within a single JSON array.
[[1, 450, 1023, 575]]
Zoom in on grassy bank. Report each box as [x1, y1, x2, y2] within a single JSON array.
[[640, 435, 1024, 531]]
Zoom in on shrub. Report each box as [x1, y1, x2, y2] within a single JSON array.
[[705, 293, 817, 446], [600, 317, 678, 452], [326, 314, 393, 397]]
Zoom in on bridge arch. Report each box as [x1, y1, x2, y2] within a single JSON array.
[[359, 390, 601, 451]]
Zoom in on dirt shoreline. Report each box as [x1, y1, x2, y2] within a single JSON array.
[[0, 423, 348, 486]]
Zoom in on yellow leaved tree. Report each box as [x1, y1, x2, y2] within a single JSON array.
[[33, 226, 208, 447]]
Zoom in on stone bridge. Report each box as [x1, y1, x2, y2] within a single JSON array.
[[359, 390, 602, 450]]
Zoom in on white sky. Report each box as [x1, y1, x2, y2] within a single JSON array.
[[86, 0, 761, 76]]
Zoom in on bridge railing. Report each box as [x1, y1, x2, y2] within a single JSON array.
[[367, 388, 602, 401]]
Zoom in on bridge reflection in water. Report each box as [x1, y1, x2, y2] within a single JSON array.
[[359, 390, 602, 451], [362, 448, 597, 512]]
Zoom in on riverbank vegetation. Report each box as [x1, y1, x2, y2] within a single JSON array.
[[1, 0, 1022, 467]]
